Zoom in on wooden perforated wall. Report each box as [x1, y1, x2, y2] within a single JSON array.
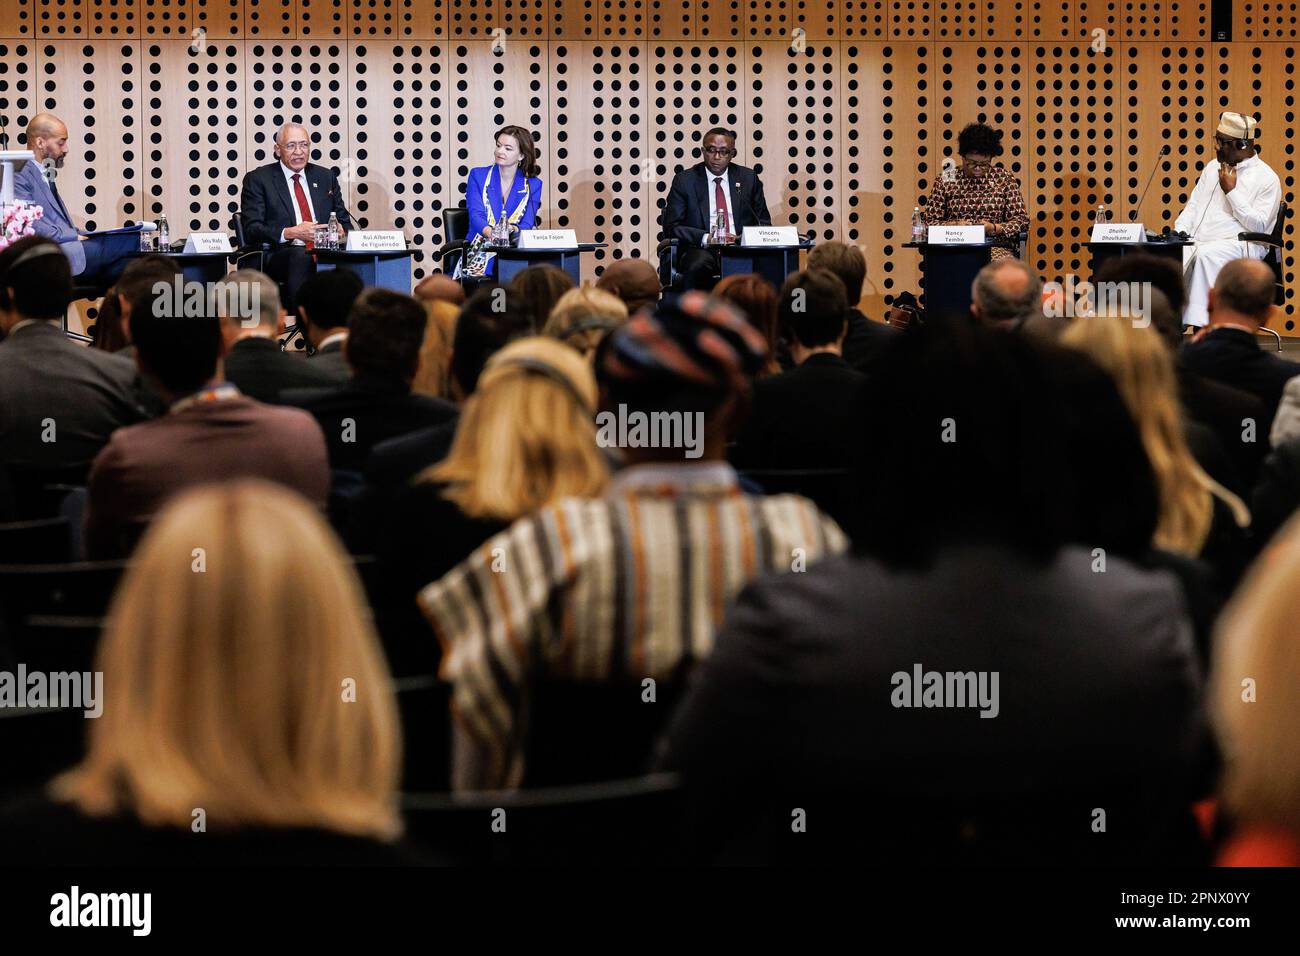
[[0, 1, 1295, 328]]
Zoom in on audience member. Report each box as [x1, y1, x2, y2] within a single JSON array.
[[0, 238, 143, 482], [971, 258, 1046, 333], [712, 273, 781, 375], [113, 254, 183, 355], [595, 258, 661, 317], [0, 481, 412, 864], [218, 270, 338, 403], [414, 273, 466, 308], [1181, 258, 1300, 434], [90, 285, 128, 353], [659, 318, 1208, 865], [731, 269, 866, 473], [412, 299, 460, 401], [84, 292, 328, 558], [283, 288, 457, 474], [1062, 316, 1250, 587], [807, 240, 897, 374], [1211, 512, 1300, 866], [419, 292, 847, 791], [294, 269, 365, 383], [506, 264, 575, 332], [542, 286, 628, 358]]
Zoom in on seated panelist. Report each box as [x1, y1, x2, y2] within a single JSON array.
[[925, 122, 1029, 262], [459, 125, 543, 278], [239, 123, 355, 311]]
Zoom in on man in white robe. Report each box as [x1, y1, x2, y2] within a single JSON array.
[[1174, 111, 1281, 328]]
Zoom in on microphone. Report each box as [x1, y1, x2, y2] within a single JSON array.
[[41, 157, 57, 183], [1130, 143, 1170, 224], [0, 117, 7, 151]]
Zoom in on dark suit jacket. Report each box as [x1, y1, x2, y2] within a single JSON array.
[[731, 353, 866, 471], [365, 419, 460, 493], [841, 308, 897, 376], [1181, 328, 1300, 433], [223, 337, 341, 404], [283, 376, 458, 473], [85, 395, 329, 558], [659, 545, 1208, 864], [239, 162, 355, 248], [1177, 363, 1267, 490], [661, 162, 772, 246], [308, 339, 352, 385], [1250, 437, 1300, 551], [0, 322, 144, 471]]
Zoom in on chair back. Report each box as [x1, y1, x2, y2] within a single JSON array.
[[444, 205, 469, 244], [0, 517, 71, 565], [231, 209, 247, 248]]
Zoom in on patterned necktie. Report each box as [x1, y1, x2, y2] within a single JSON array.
[[292, 173, 314, 249], [714, 176, 729, 235]]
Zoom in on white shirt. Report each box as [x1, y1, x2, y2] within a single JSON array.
[[280, 161, 317, 244], [1174, 154, 1280, 253], [703, 168, 738, 246], [317, 331, 347, 351]]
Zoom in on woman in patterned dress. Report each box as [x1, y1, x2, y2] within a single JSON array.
[[925, 122, 1029, 261]]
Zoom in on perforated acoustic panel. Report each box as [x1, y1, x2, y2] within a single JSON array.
[[3, 1, 1295, 326]]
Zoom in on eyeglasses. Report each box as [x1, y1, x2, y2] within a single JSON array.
[[962, 158, 992, 168], [703, 147, 733, 156], [282, 141, 311, 152]]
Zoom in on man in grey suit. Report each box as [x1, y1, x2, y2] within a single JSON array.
[[12, 114, 133, 286], [0, 238, 143, 476]]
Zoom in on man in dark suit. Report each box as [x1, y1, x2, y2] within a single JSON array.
[[84, 277, 329, 559], [293, 269, 364, 383], [239, 122, 354, 311], [12, 114, 135, 286], [282, 288, 457, 474], [731, 269, 866, 472], [1182, 258, 1300, 435], [0, 238, 143, 480], [218, 269, 339, 403], [661, 127, 772, 291], [806, 240, 897, 375]]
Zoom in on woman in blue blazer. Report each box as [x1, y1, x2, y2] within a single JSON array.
[[461, 125, 543, 276]]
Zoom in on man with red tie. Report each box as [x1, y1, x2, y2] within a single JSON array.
[[239, 122, 354, 310], [661, 128, 772, 291]]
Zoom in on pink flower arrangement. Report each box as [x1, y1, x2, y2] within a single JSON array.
[[0, 200, 44, 251]]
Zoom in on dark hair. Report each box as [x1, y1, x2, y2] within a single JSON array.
[[450, 285, 533, 395], [701, 127, 738, 144], [344, 288, 428, 383], [506, 265, 575, 333], [1213, 258, 1276, 320], [1094, 253, 1186, 349], [494, 125, 539, 179], [957, 122, 1004, 158], [117, 254, 182, 321], [0, 236, 72, 319], [92, 287, 128, 352], [779, 269, 849, 349], [846, 321, 1156, 566], [807, 240, 867, 305], [296, 268, 364, 333], [713, 273, 779, 372], [131, 310, 223, 396]]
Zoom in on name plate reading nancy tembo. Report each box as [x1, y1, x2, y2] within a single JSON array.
[[740, 226, 800, 247], [345, 230, 407, 252], [182, 233, 233, 254], [928, 225, 985, 245], [1090, 223, 1145, 243], [517, 229, 578, 249]]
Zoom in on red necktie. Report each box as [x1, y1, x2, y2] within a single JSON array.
[[292, 173, 314, 249], [714, 176, 729, 235]]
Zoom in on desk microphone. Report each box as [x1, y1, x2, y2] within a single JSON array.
[[1131, 143, 1170, 224]]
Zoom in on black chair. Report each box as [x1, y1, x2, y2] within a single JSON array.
[[393, 674, 452, 792], [434, 204, 471, 278], [739, 468, 855, 531], [0, 561, 129, 632], [230, 209, 269, 273], [0, 705, 87, 798], [2, 464, 91, 520], [5, 615, 104, 675], [657, 237, 703, 291], [1240, 200, 1290, 349], [0, 517, 72, 565], [401, 773, 685, 865]]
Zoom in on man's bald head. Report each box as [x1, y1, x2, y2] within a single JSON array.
[[1210, 258, 1276, 326], [25, 114, 70, 165], [26, 113, 67, 141], [971, 258, 1042, 327]]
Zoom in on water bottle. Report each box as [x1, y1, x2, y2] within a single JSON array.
[[327, 212, 341, 250], [713, 208, 727, 243], [157, 214, 169, 248], [911, 206, 926, 243], [1095, 203, 1109, 225]]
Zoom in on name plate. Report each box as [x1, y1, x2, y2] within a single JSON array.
[[517, 229, 578, 249], [345, 230, 407, 252], [928, 225, 985, 245], [740, 226, 800, 247], [182, 232, 233, 254], [1090, 223, 1144, 243]]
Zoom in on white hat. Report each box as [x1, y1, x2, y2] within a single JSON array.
[[1217, 111, 1258, 141]]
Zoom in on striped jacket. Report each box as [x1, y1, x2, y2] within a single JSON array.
[[419, 473, 847, 790]]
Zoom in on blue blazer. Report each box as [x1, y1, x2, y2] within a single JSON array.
[[13, 159, 86, 276], [465, 165, 542, 240]]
